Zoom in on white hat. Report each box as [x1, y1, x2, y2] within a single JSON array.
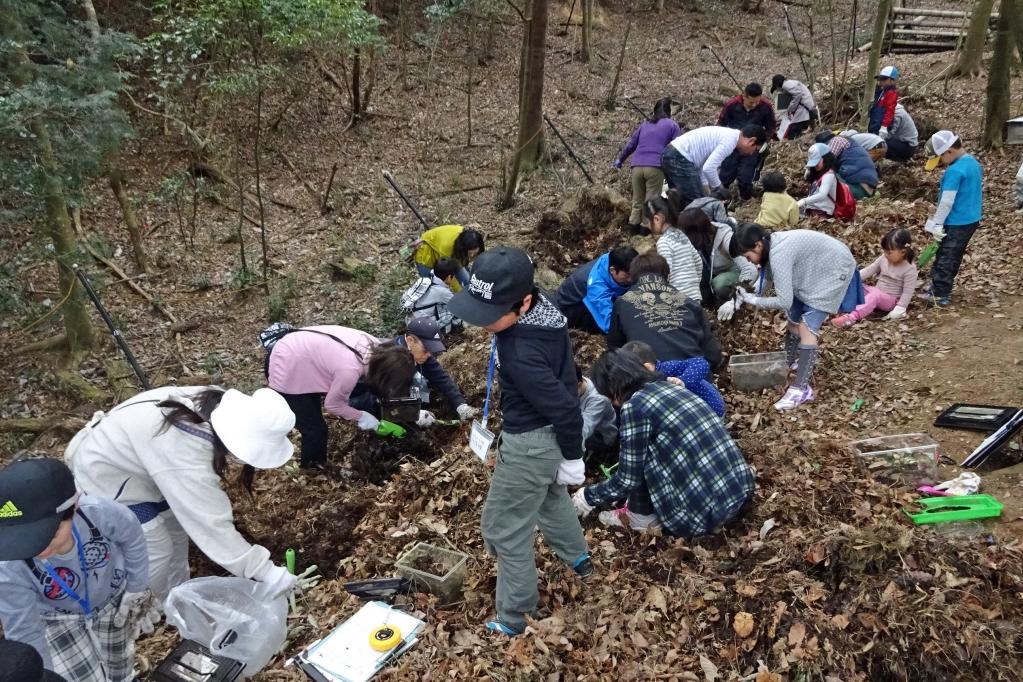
[[876, 66, 899, 79], [210, 389, 295, 469], [806, 143, 829, 167], [925, 130, 959, 170]]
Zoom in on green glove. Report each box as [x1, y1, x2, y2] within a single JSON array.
[[376, 420, 407, 439]]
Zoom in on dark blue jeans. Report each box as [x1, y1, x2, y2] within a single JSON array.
[[931, 223, 979, 298], [719, 149, 762, 200], [885, 138, 915, 162], [661, 147, 705, 208]]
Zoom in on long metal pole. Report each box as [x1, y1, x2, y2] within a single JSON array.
[[543, 113, 594, 184], [623, 96, 649, 120], [72, 265, 152, 390], [702, 44, 744, 92], [382, 170, 431, 230]]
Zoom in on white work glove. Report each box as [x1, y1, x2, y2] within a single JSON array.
[[736, 288, 760, 307], [357, 411, 380, 431], [879, 126, 889, 139], [572, 487, 594, 517], [113, 590, 160, 639], [456, 404, 478, 421], [259, 564, 299, 600], [416, 410, 436, 427], [556, 458, 585, 486], [883, 306, 907, 321], [924, 220, 945, 241], [932, 472, 981, 496], [717, 298, 738, 321]]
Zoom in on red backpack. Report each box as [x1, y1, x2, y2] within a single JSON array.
[[831, 174, 856, 222]]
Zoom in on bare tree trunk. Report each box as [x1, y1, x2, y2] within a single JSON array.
[[109, 170, 149, 273], [398, 0, 410, 90], [1007, 0, 1023, 63], [35, 121, 95, 351], [501, 0, 548, 209], [982, 0, 1014, 149], [953, 0, 996, 78], [81, 0, 146, 273], [352, 48, 362, 117], [233, 126, 249, 276], [604, 20, 632, 110], [860, 0, 891, 128], [581, 0, 593, 63], [81, 0, 100, 41]]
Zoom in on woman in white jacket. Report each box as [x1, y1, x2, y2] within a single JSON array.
[[65, 386, 297, 601], [677, 206, 758, 304]]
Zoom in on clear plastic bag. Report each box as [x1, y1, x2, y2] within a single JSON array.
[[164, 576, 288, 678]]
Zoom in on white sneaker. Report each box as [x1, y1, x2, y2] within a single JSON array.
[[597, 508, 659, 532], [774, 385, 815, 411]]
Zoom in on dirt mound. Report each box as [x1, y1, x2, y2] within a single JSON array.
[[533, 187, 630, 274], [349, 429, 446, 485]]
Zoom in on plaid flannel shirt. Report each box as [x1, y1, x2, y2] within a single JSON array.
[[584, 381, 754, 537]]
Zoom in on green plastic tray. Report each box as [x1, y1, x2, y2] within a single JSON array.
[[904, 494, 1003, 525]]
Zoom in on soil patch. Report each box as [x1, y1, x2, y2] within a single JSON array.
[[532, 187, 630, 275]]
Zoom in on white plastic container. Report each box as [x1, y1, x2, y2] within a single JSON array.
[[728, 351, 788, 392], [394, 542, 468, 604], [850, 433, 939, 487]]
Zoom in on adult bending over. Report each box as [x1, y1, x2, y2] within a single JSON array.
[[572, 350, 754, 534], [555, 246, 638, 334], [265, 325, 418, 469], [661, 125, 766, 207], [64, 386, 297, 601], [614, 97, 680, 235], [730, 224, 860, 411]]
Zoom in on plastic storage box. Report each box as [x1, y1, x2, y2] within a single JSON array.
[[394, 542, 468, 604], [728, 352, 789, 392], [850, 433, 939, 487]]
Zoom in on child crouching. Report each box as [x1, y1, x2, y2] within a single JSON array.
[[0, 458, 156, 682]]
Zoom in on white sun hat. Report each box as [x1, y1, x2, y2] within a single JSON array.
[[210, 388, 295, 469]]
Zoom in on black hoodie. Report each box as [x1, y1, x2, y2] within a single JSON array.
[[496, 293, 583, 460]]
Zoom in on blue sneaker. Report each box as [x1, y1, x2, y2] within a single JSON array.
[[571, 553, 594, 578], [917, 289, 950, 306], [484, 619, 524, 636]]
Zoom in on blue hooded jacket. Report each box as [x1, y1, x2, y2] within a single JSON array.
[[555, 253, 629, 333]]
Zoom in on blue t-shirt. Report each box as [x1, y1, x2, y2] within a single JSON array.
[[939, 154, 983, 226]]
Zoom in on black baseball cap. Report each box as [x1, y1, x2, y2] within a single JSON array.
[[0, 458, 79, 561], [405, 316, 446, 355], [448, 246, 535, 327], [0, 639, 70, 682]]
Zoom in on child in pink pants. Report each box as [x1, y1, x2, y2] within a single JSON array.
[[833, 228, 918, 327]]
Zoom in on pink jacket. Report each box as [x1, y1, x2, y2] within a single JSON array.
[[267, 326, 380, 420]]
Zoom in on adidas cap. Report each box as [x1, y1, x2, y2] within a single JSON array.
[[0, 457, 79, 561]]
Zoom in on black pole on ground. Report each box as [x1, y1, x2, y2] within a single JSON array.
[[73, 265, 152, 391], [543, 113, 594, 184], [624, 96, 649, 120], [382, 170, 431, 230], [702, 43, 744, 92]]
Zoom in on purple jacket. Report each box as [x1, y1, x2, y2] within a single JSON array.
[[617, 118, 681, 168]]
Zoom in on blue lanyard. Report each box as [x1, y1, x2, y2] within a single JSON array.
[[757, 266, 767, 296], [42, 524, 92, 618], [481, 337, 497, 429]]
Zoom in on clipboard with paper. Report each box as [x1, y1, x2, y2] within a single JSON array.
[[469, 337, 498, 463], [295, 601, 424, 682]]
